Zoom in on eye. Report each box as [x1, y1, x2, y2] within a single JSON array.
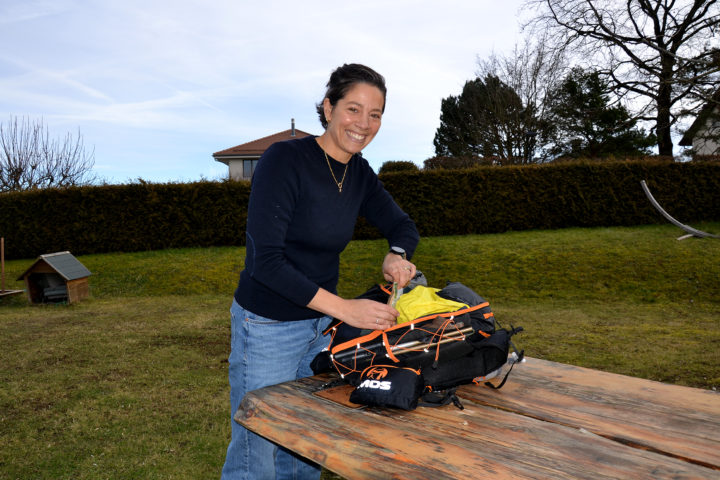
[[371, 113, 382, 120]]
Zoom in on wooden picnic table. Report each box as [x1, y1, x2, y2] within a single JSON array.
[[235, 357, 720, 479]]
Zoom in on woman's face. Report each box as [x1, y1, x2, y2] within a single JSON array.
[[323, 82, 384, 161]]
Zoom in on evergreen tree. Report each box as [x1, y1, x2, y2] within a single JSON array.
[[433, 75, 539, 164], [548, 68, 656, 159]]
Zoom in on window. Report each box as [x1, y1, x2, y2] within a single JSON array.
[[243, 159, 259, 179]]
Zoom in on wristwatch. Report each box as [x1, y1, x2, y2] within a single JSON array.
[[389, 246, 406, 260]]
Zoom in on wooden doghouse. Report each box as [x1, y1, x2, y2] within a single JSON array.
[[18, 251, 91, 304]]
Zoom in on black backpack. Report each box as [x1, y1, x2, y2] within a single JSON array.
[[311, 281, 524, 410]]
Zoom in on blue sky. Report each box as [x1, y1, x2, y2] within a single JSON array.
[[0, 0, 527, 184]]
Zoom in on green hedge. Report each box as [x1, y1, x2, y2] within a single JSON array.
[[358, 161, 720, 238], [0, 181, 250, 259], [1, 162, 718, 259]]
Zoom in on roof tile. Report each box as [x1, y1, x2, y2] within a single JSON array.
[[213, 129, 314, 157]]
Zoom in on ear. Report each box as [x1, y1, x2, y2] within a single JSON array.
[[323, 98, 333, 125]]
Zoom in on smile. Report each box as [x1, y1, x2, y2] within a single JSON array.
[[346, 131, 366, 142]]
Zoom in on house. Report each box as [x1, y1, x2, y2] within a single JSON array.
[[17, 251, 91, 304], [213, 119, 314, 180], [679, 90, 720, 158]]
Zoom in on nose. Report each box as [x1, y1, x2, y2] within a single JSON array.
[[356, 114, 370, 130]]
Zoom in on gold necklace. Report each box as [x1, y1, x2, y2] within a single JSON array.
[[323, 150, 349, 193]]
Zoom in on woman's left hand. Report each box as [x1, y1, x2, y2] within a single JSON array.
[[382, 252, 416, 288]]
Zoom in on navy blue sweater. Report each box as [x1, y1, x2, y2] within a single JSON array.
[[234, 135, 419, 321]]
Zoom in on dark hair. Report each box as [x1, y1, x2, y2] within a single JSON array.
[[316, 63, 387, 129]]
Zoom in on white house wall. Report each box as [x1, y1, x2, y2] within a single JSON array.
[[228, 160, 245, 180], [692, 107, 720, 156]]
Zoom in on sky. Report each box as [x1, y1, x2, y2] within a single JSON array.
[[0, 0, 529, 184]]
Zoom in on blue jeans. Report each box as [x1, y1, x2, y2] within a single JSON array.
[[221, 299, 332, 480]]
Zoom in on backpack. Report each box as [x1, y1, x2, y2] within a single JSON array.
[[311, 278, 524, 410]]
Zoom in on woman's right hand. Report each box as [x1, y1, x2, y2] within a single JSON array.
[[340, 298, 398, 330], [307, 288, 398, 330]]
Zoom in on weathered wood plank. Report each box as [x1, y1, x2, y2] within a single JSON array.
[[236, 371, 718, 479], [465, 357, 720, 469]]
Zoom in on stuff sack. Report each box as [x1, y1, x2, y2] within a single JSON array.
[[348, 365, 425, 411]]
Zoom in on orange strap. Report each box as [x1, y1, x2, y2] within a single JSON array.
[[330, 301, 492, 356], [382, 331, 400, 363]]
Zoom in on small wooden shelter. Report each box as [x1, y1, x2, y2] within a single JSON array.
[[18, 251, 91, 304]]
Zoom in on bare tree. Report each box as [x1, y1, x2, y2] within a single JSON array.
[[525, 0, 720, 157], [475, 33, 569, 162], [0, 116, 97, 192]]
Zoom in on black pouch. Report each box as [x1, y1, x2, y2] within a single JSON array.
[[349, 365, 425, 411]]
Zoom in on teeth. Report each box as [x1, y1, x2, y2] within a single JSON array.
[[348, 131, 365, 141]]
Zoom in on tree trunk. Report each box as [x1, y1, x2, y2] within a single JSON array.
[[656, 96, 673, 157], [656, 57, 675, 157]]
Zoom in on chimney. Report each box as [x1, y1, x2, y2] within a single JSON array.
[[291, 118, 296, 137]]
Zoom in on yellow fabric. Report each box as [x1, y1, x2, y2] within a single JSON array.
[[395, 285, 469, 324]]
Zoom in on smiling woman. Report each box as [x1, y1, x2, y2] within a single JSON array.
[[317, 83, 384, 166], [220, 63, 419, 480], [315, 64, 387, 164]]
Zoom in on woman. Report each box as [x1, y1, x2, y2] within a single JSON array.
[[221, 63, 419, 479]]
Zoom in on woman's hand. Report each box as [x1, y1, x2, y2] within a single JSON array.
[[382, 252, 416, 288], [307, 288, 397, 330], [341, 298, 397, 330]]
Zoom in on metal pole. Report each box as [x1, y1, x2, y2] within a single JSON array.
[[392, 327, 474, 355], [1, 237, 5, 292]]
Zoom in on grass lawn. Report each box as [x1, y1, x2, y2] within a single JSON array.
[[1, 223, 718, 479]]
